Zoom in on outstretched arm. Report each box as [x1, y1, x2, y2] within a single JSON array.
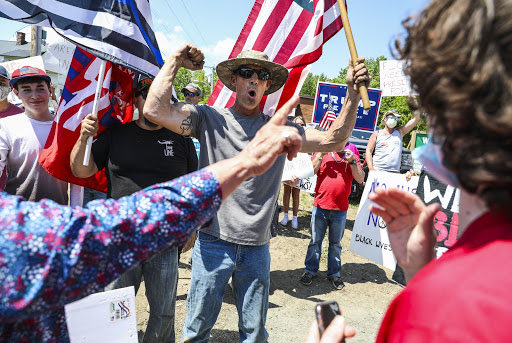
[[301, 58, 370, 153], [0, 95, 302, 321], [143, 44, 205, 136], [368, 188, 441, 282], [398, 97, 421, 137]]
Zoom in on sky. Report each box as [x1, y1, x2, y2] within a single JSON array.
[[0, 0, 429, 79]]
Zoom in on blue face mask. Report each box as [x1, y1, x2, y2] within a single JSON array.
[[412, 134, 459, 188]]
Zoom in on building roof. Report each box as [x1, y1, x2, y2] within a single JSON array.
[[0, 40, 47, 58]]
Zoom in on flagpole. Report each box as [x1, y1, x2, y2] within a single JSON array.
[[83, 59, 107, 166], [336, 0, 371, 112]]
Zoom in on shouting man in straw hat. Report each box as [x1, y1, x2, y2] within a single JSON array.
[[144, 44, 370, 342]]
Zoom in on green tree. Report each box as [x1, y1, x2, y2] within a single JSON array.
[[174, 68, 192, 102], [331, 55, 386, 88], [299, 72, 329, 96]]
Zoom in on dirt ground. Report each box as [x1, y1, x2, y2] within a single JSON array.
[[135, 190, 403, 342]]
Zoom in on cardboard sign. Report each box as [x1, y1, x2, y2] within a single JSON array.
[[416, 172, 460, 256], [311, 82, 382, 135], [65, 286, 137, 343], [282, 153, 315, 181], [379, 60, 413, 97], [349, 170, 419, 270]]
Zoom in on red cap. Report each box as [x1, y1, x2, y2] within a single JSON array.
[[10, 66, 51, 87]]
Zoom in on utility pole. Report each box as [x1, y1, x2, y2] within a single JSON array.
[[204, 65, 215, 95], [30, 25, 42, 56]]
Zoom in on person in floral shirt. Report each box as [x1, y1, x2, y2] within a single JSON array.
[[0, 97, 302, 342]]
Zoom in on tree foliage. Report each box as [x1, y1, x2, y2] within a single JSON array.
[[299, 55, 428, 147], [174, 68, 217, 104]]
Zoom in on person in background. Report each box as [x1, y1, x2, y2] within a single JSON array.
[[280, 115, 307, 229], [366, 104, 420, 173], [0, 98, 302, 342], [305, 0, 512, 341], [182, 83, 202, 105], [0, 66, 80, 205], [300, 142, 364, 290], [0, 65, 23, 190], [70, 75, 197, 343]]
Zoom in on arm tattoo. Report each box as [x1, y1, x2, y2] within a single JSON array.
[[180, 116, 192, 135]]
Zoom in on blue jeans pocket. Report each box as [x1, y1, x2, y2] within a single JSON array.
[[198, 231, 221, 243]]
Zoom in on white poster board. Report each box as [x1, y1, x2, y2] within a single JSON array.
[[349, 171, 419, 270], [281, 153, 317, 194], [379, 60, 413, 97], [65, 286, 137, 343]]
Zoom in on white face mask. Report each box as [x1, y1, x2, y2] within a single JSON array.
[[386, 117, 398, 128], [0, 86, 10, 101]]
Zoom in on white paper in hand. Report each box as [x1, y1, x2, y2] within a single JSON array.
[[281, 152, 315, 181], [65, 286, 137, 343]]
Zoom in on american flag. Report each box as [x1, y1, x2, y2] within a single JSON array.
[[0, 0, 163, 76], [208, 0, 344, 116], [38, 47, 135, 192], [318, 92, 338, 130], [319, 110, 338, 130]]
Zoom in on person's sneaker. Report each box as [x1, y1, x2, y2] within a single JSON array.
[[330, 277, 345, 290], [280, 214, 289, 226], [300, 272, 314, 286], [291, 216, 298, 229]]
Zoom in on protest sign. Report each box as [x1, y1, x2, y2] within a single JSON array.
[[349, 170, 419, 270], [65, 286, 137, 343], [281, 153, 317, 193], [311, 82, 382, 136], [379, 60, 413, 97], [43, 33, 76, 86], [416, 171, 460, 256]]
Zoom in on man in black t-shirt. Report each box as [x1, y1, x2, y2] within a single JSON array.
[[70, 76, 197, 343]]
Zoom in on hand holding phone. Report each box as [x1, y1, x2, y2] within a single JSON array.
[[315, 300, 341, 337]]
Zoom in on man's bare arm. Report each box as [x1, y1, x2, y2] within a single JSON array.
[[398, 107, 421, 137], [70, 113, 99, 178], [365, 131, 377, 171], [300, 58, 370, 153], [312, 152, 325, 174], [143, 44, 204, 136]]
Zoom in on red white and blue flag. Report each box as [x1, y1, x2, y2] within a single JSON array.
[[38, 47, 135, 191], [319, 110, 337, 130], [208, 0, 344, 116]]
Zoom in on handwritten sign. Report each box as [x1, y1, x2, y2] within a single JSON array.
[[416, 172, 460, 257], [65, 286, 137, 343], [312, 82, 382, 135], [43, 35, 76, 86], [281, 153, 317, 193], [349, 170, 419, 270], [379, 60, 413, 97]]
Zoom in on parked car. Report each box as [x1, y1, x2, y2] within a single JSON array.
[[348, 130, 413, 200]]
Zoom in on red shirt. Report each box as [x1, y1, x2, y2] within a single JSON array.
[[313, 143, 359, 211], [377, 211, 512, 343]]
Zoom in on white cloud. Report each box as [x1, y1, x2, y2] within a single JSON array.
[[155, 31, 187, 60], [200, 38, 236, 67]]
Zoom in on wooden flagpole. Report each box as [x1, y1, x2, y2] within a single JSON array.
[[336, 0, 371, 111], [83, 59, 107, 166]]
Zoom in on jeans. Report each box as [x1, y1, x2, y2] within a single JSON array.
[[106, 247, 178, 343], [182, 232, 270, 343], [304, 206, 347, 279]]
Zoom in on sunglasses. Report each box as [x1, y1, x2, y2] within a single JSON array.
[[235, 67, 271, 81], [183, 91, 198, 97]]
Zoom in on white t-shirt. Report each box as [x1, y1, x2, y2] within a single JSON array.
[[372, 129, 403, 172], [0, 113, 69, 204]]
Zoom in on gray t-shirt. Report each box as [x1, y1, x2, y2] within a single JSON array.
[[189, 105, 304, 245]]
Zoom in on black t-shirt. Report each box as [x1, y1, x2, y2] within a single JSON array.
[[92, 122, 198, 199]]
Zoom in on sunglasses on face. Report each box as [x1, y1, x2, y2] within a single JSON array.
[[235, 67, 271, 81], [183, 91, 197, 97]]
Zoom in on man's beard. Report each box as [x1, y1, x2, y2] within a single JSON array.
[[0, 86, 10, 101], [144, 116, 159, 128]]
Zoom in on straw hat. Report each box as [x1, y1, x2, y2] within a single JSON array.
[[216, 50, 289, 95]]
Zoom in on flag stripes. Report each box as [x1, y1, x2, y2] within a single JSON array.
[[0, 0, 163, 76], [208, 0, 344, 116]]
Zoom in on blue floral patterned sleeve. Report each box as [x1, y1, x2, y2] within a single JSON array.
[[0, 169, 221, 342]]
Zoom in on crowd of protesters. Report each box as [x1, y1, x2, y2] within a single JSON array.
[[2, 0, 511, 342]]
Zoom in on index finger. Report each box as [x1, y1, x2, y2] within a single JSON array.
[[269, 95, 299, 125]]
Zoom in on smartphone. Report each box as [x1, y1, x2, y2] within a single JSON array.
[[315, 300, 341, 336]]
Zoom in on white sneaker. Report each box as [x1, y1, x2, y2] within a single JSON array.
[[280, 214, 289, 226], [291, 216, 298, 229]]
